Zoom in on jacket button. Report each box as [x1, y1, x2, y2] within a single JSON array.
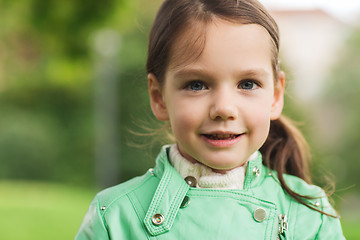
[[254, 208, 267, 222], [253, 167, 260, 177], [152, 213, 164, 225], [184, 176, 197, 187], [180, 196, 191, 208]]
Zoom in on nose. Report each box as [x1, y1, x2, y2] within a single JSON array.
[[209, 88, 238, 121]]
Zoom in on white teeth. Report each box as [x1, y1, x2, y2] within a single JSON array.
[[206, 134, 239, 140]]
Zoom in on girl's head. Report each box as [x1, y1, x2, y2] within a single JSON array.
[[147, 0, 285, 172], [146, 0, 334, 217]]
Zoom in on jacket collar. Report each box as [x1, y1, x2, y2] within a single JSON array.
[[144, 146, 189, 236], [144, 145, 268, 236]]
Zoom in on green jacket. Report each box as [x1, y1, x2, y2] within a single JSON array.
[[76, 146, 345, 239]]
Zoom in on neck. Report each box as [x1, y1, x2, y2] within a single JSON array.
[[169, 144, 258, 189]]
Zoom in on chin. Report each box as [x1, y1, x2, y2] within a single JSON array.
[[210, 165, 239, 173], [206, 161, 243, 172], [204, 155, 247, 168]]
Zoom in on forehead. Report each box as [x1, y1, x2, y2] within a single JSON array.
[[166, 20, 208, 72], [167, 19, 273, 74]]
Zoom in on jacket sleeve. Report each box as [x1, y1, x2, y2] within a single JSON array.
[[75, 197, 110, 240], [315, 196, 346, 240]]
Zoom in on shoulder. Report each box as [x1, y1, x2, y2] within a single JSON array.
[[259, 166, 338, 217], [76, 169, 161, 239], [281, 172, 339, 214], [260, 164, 324, 198], [281, 172, 339, 215], [285, 176, 344, 239], [282, 172, 324, 198], [94, 169, 159, 209]]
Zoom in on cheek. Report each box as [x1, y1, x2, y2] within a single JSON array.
[[245, 106, 271, 151], [168, 102, 201, 136], [245, 97, 273, 133], [170, 113, 191, 132], [249, 112, 271, 136]]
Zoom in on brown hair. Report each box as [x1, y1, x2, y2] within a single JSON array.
[[146, 0, 334, 216]]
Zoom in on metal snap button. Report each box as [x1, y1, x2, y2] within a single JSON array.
[[152, 213, 164, 225], [253, 167, 260, 177], [254, 208, 267, 222], [100, 206, 106, 211], [184, 176, 197, 187], [315, 201, 321, 207], [180, 196, 190, 208]]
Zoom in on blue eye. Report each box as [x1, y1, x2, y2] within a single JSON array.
[[187, 81, 206, 91], [239, 80, 258, 90]]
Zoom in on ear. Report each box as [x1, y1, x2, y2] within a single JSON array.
[[148, 73, 169, 121], [270, 71, 285, 120]]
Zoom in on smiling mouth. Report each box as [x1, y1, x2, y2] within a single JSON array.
[[202, 134, 241, 140]]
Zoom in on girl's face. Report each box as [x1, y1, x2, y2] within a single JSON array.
[[149, 19, 284, 172]]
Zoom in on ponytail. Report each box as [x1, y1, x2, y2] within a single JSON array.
[[261, 116, 311, 182], [260, 116, 336, 217]]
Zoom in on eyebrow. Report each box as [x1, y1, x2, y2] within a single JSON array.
[[172, 68, 211, 79], [172, 67, 271, 79], [239, 69, 271, 78]]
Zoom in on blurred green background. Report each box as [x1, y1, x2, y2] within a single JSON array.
[[0, 0, 359, 239]]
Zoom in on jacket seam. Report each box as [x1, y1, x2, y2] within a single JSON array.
[[187, 193, 277, 215], [127, 193, 153, 240], [313, 197, 325, 240], [164, 182, 189, 229], [290, 197, 298, 240], [128, 192, 146, 222], [267, 204, 277, 240], [95, 196, 110, 238], [187, 191, 276, 205], [283, 195, 292, 240], [101, 172, 154, 214]]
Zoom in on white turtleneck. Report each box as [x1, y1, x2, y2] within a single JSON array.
[[169, 144, 258, 190]]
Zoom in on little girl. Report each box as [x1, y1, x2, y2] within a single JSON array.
[[76, 0, 345, 239]]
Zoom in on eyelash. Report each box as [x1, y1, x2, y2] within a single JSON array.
[[185, 80, 208, 91], [184, 79, 260, 91], [238, 79, 260, 90]]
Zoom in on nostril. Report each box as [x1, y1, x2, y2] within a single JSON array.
[[209, 95, 238, 120], [210, 108, 237, 121]]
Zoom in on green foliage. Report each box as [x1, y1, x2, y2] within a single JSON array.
[[342, 220, 360, 240], [0, 85, 94, 184], [320, 28, 360, 193], [0, 0, 158, 186]]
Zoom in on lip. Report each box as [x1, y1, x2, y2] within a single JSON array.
[[200, 132, 244, 148]]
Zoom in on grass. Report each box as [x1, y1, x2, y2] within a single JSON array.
[[0, 180, 359, 239], [0, 181, 96, 240]]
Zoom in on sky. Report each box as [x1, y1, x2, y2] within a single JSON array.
[[260, 0, 360, 22]]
